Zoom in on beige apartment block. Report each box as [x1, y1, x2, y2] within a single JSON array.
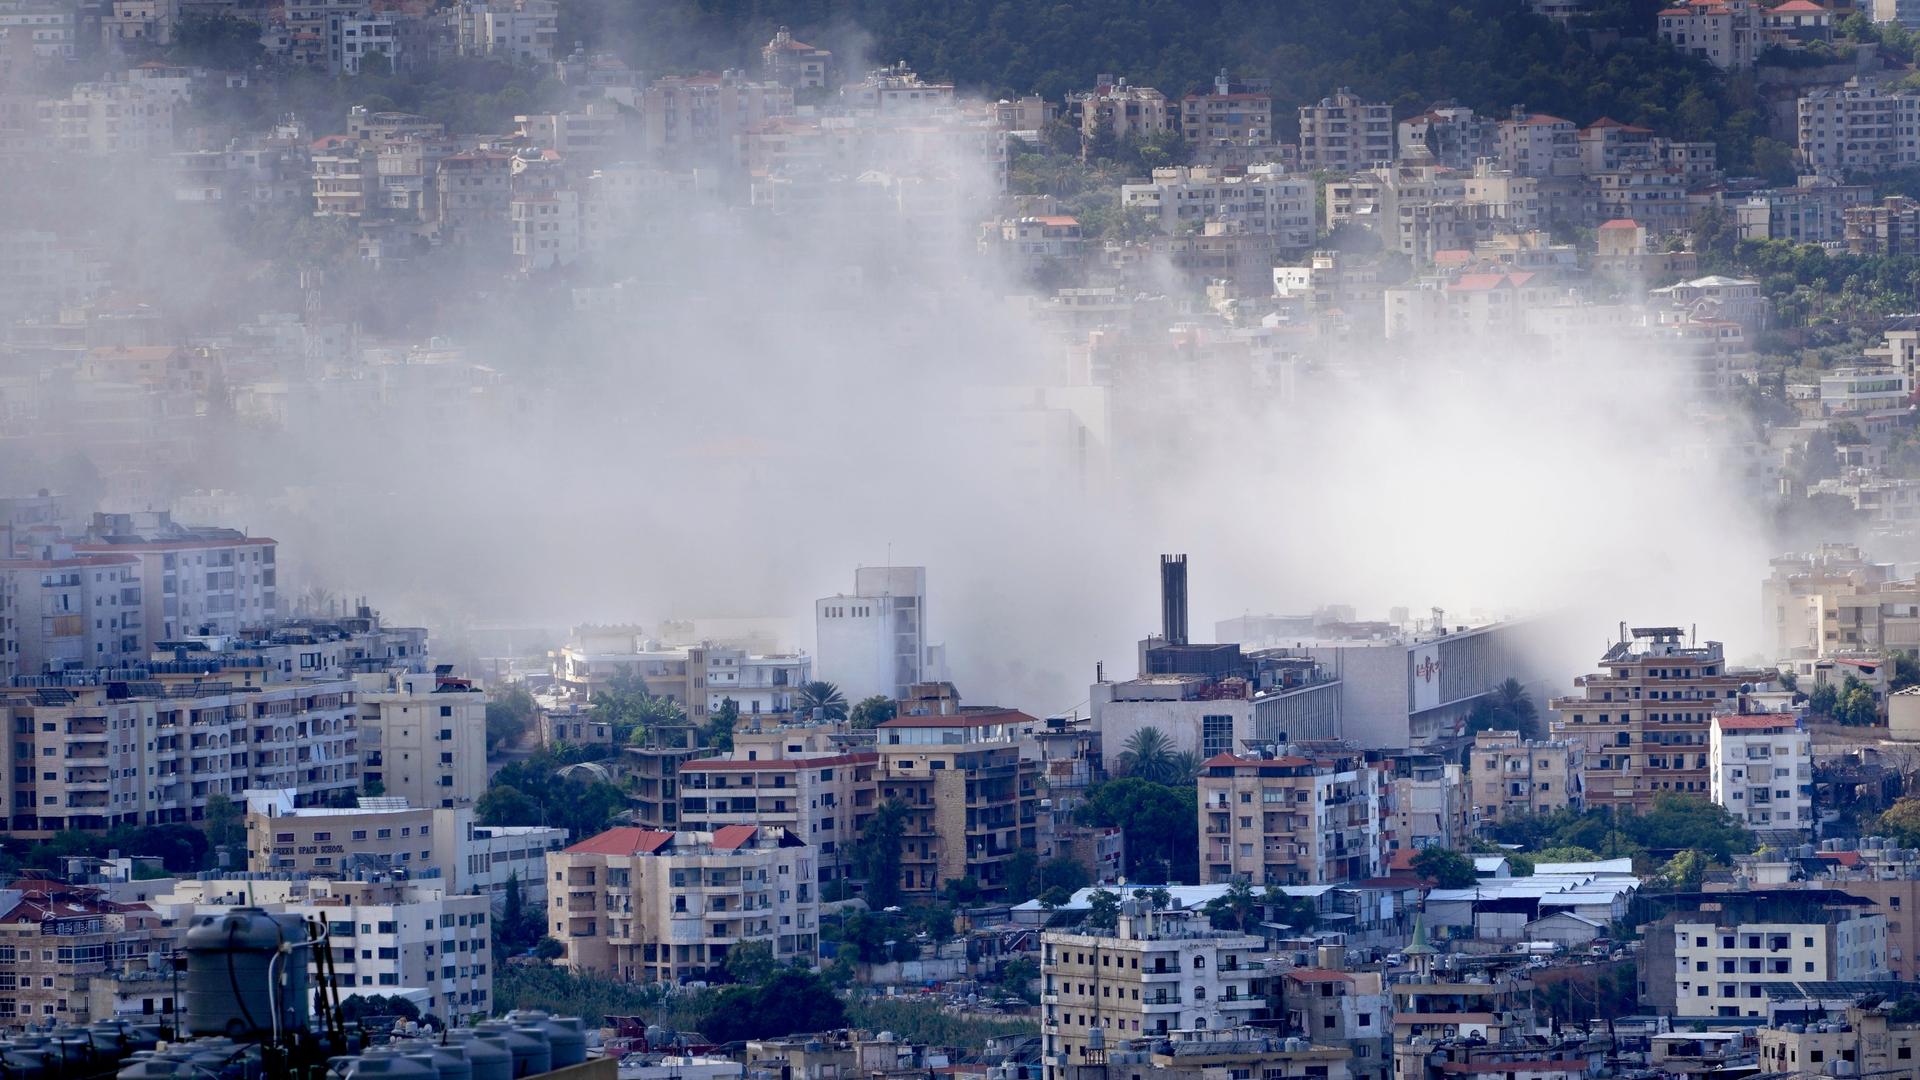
[[1198, 747, 1382, 886], [546, 825, 816, 984], [1549, 627, 1751, 814], [355, 669, 488, 808], [1469, 730, 1584, 829], [874, 707, 1042, 897]]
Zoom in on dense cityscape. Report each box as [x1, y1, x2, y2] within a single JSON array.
[[25, 0, 1920, 1078]]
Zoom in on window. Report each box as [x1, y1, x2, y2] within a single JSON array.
[[1202, 714, 1234, 758]]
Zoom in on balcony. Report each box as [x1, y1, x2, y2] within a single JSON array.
[[1141, 995, 1184, 1010]]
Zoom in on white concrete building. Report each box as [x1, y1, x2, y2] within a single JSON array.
[[1120, 165, 1313, 247], [1298, 88, 1394, 172], [1820, 367, 1912, 414], [455, 0, 558, 63], [156, 875, 493, 1024], [1710, 715, 1813, 834], [1798, 79, 1920, 178], [73, 512, 276, 644], [814, 566, 938, 703], [1041, 905, 1270, 1080], [1664, 906, 1888, 1018]]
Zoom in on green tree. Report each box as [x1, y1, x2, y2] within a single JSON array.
[[849, 695, 897, 729], [1076, 776, 1198, 882], [1116, 727, 1180, 784], [1411, 847, 1479, 889], [703, 698, 740, 751], [1005, 848, 1039, 899], [1038, 856, 1092, 895], [722, 940, 777, 985], [202, 792, 245, 865], [168, 12, 265, 69], [795, 681, 848, 721], [1809, 681, 1839, 716], [1204, 877, 1257, 931], [1262, 885, 1318, 931], [1894, 652, 1920, 693], [486, 684, 539, 753], [855, 799, 909, 908], [1873, 796, 1920, 847], [699, 968, 846, 1043], [1466, 678, 1541, 739], [1086, 887, 1121, 930]]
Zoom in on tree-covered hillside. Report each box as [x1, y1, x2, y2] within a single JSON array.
[[566, 0, 1771, 169]]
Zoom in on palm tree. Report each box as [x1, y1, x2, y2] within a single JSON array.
[[1494, 677, 1539, 738], [796, 681, 848, 722], [1118, 727, 1177, 785], [1168, 750, 1203, 783]]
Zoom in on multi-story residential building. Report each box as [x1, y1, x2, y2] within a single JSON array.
[[546, 824, 816, 984], [0, 662, 358, 836], [436, 148, 515, 241], [0, 547, 143, 678], [677, 748, 876, 889], [1880, 0, 1920, 27], [1179, 72, 1273, 148], [1846, 195, 1920, 255], [874, 704, 1042, 897], [1197, 746, 1384, 886], [552, 627, 811, 721], [815, 566, 937, 704], [1709, 714, 1812, 834], [243, 789, 566, 904], [1549, 627, 1753, 813], [454, 0, 556, 62], [840, 63, 954, 115], [623, 725, 704, 830], [509, 189, 581, 271], [1763, 544, 1902, 660], [69, 512, 274, 645], [1647, 274, 1773, 334], [761, 26, 831, 89], [1658, 0, 1760, 69], [353, 668, 488, 808], [1397, 102, 1495, 169], [1495, 108, 1579, 178], [1734, 177, 1873, 244], [0, 873, 164, 1029], [38, 78, 176, 155], [1759, 1004, 1920, 1078], [636, 73, 793, 162], [1821, 366, 1912, 414], [1798, 79, 1920, 178], [1468, 730, 1584, 829], [1641, 890, 1889, 1018], [156, 873, 492, 1023], [101, 0, 176, 49], [1298, 88, 1394, 172], [0, 2, 75, 58], [1594, 167, 1691, 234], [1381, 749, 1467, 857], [1120, 165, 1313, 247], [1040, 904, 1271, 1080], [1072, 76, 1172, 143]]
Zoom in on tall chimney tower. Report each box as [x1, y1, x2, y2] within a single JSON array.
[[1160, 553, 1189, 646]]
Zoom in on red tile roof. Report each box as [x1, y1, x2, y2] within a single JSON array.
[[711, 824, 759, 851], [1714, 715, 1794, 731], [1599, 218, 1641, 229], [1772, 0, 1828, 11], [1509, 113, 1572, 127], [565, 827, 674, 856]]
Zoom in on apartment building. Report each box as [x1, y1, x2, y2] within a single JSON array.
[[0, 663, 358, 836], [1846, 195, 1920, 255], [554, 626, 812, 721], [157, 874, 492, 1024], [354, 668, 488, 808], [1197, 747, 1384, 886], [677, 749, 877, 888], [1179, 73, 1273, 148], [635, 73, 793, 162], [1798, 79, 1920, 178], [0, 875, 164, 1029], [73, 512, 276, 645], [1759, 1004, 1920, 1078], [1120, 166, 1313, 247], [1298, 88, 1394, 172], [546, 824, 816, 984], [1468, 730, 1584, 829], [1642, 891, 1889, 1018], [1710, 714, 1812, 834], [874, 705, 1041, 897], [1377, 751, 1466, 857], [761, 26, 831, 89], [0, 548, 143, 678], [1495, 108, 1579, 178], [38, 78, 176, 155], [1397, 103, 1494, 169], [1658, 0, 1760, 70], [454, 0, 557, 63], [1073, 76, 1172, 142], [1548, 627, 1751, 813], [1040, 905, 1271, 1080], [1762, 545, 1917, 660], [436, 149, 514, 239], [1735, 177, 1873, 244], [815, 566, 935, 704], [243, 790, 567, 905]]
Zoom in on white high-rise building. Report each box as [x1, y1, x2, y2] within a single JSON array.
[[813, 566, 940, 703], [1710, 714, 1813, 834]]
